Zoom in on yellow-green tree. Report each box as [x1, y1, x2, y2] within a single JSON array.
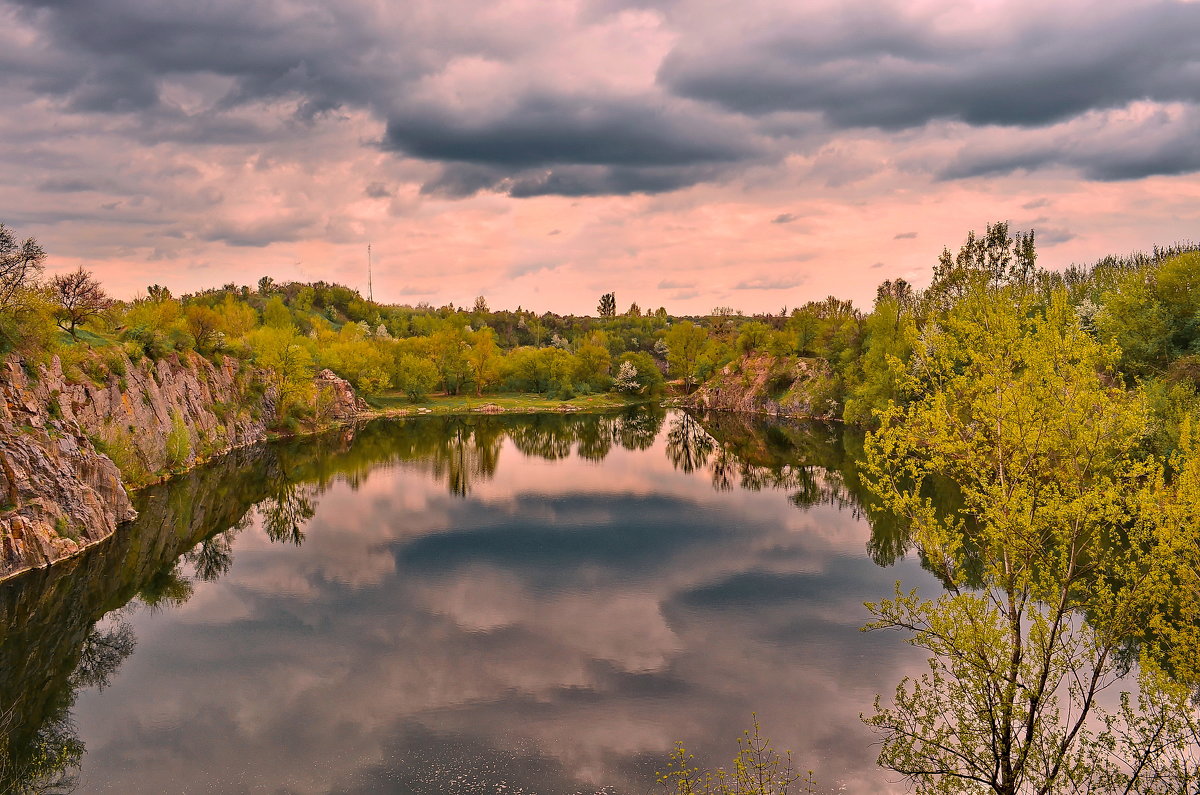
[[862, 285, 1200, 794], [468, 327, 502, 396], [249, 326, 314, 420], [666, 321, 708, 393]]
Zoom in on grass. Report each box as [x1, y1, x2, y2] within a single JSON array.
[[364, 391, 652, 415], [58, 327, 118, 348]]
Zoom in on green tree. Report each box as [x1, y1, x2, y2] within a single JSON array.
[[468, 327, 502, 396], [51, 267, 111, 336], [660, 717, 816, 795], [666, 321, 708, 393], [598, 292, 616, 318], [395, 354, 439, 401], [185, 304, 223, 353], [263, 295, 293, 330], [431, 325, 472, 395], [842, 295, 915, 426], [215, 294, 258, 339], [0, 223, 45, 312], [250, 326, 314, 419], [573, 335, 612, 391], [619, 351, 665, 396], [735, 321, 771, 355], [862, 286, 1200, 794]]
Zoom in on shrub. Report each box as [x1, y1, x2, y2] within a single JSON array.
[[164, 411, 191, 469], [91, 425, 150, 486], [659, 717, 815, 795]]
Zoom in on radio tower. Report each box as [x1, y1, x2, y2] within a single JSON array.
[[367, 243, 374, 303]]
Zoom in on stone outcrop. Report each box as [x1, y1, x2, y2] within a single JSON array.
[[683, 353, 841, 420], [0, 404, 132, 576], [0, 350, 366, 581], [314, 369, 368, 419]]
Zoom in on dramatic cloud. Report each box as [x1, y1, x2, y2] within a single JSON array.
[[0, 0, 1198, 312], [659, 1, 1200, 129], [942, 103, 1200, 181]]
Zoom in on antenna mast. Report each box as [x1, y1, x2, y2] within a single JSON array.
[[367, 243, 374, 303]]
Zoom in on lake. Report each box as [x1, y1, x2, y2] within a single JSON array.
[[0, 409, 941, 794]]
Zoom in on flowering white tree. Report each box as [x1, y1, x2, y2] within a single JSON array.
[[613, 360, 640, 393]]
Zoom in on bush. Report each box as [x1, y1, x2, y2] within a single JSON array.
[[617, 351, 665, 396], [659, 718, 816, 795], [164, 411, 191, 469], [394, 353, 439, 402], [91, 425, 150, 486]]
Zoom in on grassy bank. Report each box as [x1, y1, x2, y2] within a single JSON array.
[[363, 391, 654, 416]]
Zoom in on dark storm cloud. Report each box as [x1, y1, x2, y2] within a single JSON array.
[[4, 0, 1200, 220], [385, 95, 758, 167], [658, 2, 1200, 130], [9, 0, 770, 197], [385, 93, 766, 197], [7, 0, 395, 115], [941, 106, 1200, 181]]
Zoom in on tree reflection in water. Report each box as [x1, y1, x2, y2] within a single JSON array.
[[0, 406, 925, 792]]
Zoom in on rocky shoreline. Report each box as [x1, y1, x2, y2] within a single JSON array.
[[0, 353, 365, 582]]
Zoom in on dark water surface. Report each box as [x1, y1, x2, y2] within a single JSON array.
[[0, 409, 940, 794]]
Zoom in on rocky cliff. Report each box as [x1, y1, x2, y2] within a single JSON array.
[[0, 352, 365, 581], [683, 353, 841, 420]]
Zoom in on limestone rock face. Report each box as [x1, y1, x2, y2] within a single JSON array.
[[314, 369, 368, 420], [0, 376, 134, 576], [0, 350, 367, 580], [683, 353, 840, 420], [0, 352, 268, 579]]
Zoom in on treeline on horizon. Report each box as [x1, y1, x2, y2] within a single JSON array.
[[1, 220, 1198, 446]]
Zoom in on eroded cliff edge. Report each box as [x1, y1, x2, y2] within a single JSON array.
[[0, 353, 364, 580], [681, 353, 842, 421]]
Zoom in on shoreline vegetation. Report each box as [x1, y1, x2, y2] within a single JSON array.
[[4, 220, 1200, 791], [2, 218, 1199, 581]]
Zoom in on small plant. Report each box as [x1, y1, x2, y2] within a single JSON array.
[[104, 350, 127, 377], [164, 410, 191, 469], [659, 717, 815, 795], [93, 424, 151, 486], [54, 517, 80, 542]]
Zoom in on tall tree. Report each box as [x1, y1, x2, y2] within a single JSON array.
[[862, 285, 1200, 794], [598, 292, 616, 318], [665, 321, 708, 393], [0, 224, 45, 312], [51, 267, 111, 336]]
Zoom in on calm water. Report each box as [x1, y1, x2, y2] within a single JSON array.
[[0, 409, 941, 794]]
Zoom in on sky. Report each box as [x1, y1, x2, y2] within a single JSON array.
[[1, 0, 1198, 314]]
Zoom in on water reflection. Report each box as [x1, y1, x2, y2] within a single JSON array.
[[0, 408, 939, 794]]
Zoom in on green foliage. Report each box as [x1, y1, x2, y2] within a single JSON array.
[[842, 296, 916, 426], [659, 717, 816, 795], [666, 321, 708, 393], [619, 351, 665, 396], [394, 354, 439, 402], [862, 282, 1200, 794], [247, 326, 315, 422], [263, 294, 293, 329], [92, 425, 150, 487], [165, 410, 191, 469], [1094, 251, 1200, 378], [735, 321, 771, 354]]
